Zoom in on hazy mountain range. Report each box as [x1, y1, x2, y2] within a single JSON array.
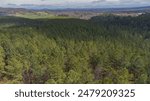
[[0, 6, 150, 12], [0, 6, 150, 19]]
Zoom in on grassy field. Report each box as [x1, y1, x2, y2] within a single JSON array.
[[13, 12, 71, 19]]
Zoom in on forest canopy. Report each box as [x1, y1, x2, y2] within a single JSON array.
[[0, 14, 150, 84]]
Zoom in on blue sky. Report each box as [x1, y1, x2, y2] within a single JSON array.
[[0, 0, 150, 9]]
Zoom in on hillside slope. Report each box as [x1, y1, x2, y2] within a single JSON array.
[[0, 14, 150, 84]]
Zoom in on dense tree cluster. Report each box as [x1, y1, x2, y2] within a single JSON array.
[[0, 14, 150, 84]]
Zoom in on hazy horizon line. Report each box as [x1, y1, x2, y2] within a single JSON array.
[[0, 5, 150, 10]]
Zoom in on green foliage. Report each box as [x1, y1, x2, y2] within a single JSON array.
[[0, 14, 150, 84]]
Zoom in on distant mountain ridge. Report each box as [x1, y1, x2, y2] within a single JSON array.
[[0, 6, 150, 13], [0, 6, 150, 19], [0, 7, 31, 16], [51, 6, 150, 11]]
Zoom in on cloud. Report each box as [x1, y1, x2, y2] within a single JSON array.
[[92, 0, 150, 4], [1, 0, 150, 5], [7, 3, 17, 6], [92, 0, 106, 3], [92, 0, 150, 6], [92, 0, 119, 3], [0, 0, 150, 8]]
